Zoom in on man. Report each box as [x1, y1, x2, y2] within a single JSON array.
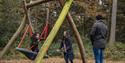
[[58, 31, 74, 63], [90, 15, 108, 63]]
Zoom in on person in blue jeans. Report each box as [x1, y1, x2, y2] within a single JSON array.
[[58, 31, 74, 63], [90, 15, 108, 63]]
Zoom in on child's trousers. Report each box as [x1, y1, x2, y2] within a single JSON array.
[[64, 52, 74, 63]]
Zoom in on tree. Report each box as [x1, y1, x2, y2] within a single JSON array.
[[109, 0, 117, 45]]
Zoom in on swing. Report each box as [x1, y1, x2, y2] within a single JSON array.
[[16, 21, 49, 60], [16, 47, 37, 60]]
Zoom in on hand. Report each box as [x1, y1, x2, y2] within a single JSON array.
[[56, 49, 60, 52]]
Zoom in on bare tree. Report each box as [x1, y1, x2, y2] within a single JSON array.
[[109, 0, 117, 45]]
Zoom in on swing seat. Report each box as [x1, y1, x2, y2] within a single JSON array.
[[16, 47, 37, 60]]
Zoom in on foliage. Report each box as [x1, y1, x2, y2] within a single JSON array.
[[0, 0, 22, 47], [105, 42, 125, 60]]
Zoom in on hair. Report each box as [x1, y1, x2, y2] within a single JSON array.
[[63, 31, 70, 38], [32, 32, 39, 38], [96, 15, 104, 20]]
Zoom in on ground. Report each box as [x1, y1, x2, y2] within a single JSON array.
[[0, 57, 125, 63]]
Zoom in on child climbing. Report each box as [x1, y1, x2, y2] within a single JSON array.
[[57, 31, 74, 63]]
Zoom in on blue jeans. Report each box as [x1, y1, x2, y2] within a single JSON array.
[[93, 48, 104, 63]]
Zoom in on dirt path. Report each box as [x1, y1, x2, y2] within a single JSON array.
[[0, 57, 125, 63]]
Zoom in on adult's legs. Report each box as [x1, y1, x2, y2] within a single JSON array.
[[100, 48, 104, 63], [93, 48, 104, 63]]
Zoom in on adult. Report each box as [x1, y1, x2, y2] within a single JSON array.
[[90, 15, 108, 63]]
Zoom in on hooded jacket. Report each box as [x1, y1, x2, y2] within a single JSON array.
[[90, 20, 108, 48]]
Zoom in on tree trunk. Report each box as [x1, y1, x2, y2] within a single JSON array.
[[0, 16, 26, 59], [109, 0, 117, 45]]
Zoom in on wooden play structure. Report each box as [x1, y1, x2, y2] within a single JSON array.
[[0, 0, 87, 63]]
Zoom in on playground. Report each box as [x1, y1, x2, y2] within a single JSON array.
[[0, 0, 125, 63]]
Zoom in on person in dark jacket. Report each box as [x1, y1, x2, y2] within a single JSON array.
[[58, 31, 74, 63], [90, 15, 108, 63]]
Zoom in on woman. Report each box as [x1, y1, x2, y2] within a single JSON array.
[[59, 31, 74, 63]]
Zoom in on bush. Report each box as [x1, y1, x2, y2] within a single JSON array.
[[105, 42, 125, 60]]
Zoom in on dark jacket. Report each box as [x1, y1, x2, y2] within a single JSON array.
[[30, 36, 39, 51], [60, 37, 73, 53], [90, 20, 108, 48]]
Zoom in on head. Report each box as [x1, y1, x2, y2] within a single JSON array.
[[36, 33, 40, 39], [96, 15, 104, 20], [63, 31, 70, 38], [32, 32, 40, 39]]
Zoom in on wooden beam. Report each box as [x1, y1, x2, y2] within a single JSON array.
[[26, 0, 85, 8], [26, 0, 53, 8], [59, 0, 87, 63]]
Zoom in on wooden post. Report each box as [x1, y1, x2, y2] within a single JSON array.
[[59, 0, 87, 63], [0, 16, 26, 59]]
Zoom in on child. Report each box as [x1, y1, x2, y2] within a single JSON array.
[[58, 31, 74, 63], [30, 32, 40, 53]]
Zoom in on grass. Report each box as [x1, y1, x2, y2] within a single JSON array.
[[105, 42, 125, 60], [1, 38, 125, 61]]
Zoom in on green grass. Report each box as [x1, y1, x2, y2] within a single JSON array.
[[105, 42, 125, 60], [1, 38, 125, 61]]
